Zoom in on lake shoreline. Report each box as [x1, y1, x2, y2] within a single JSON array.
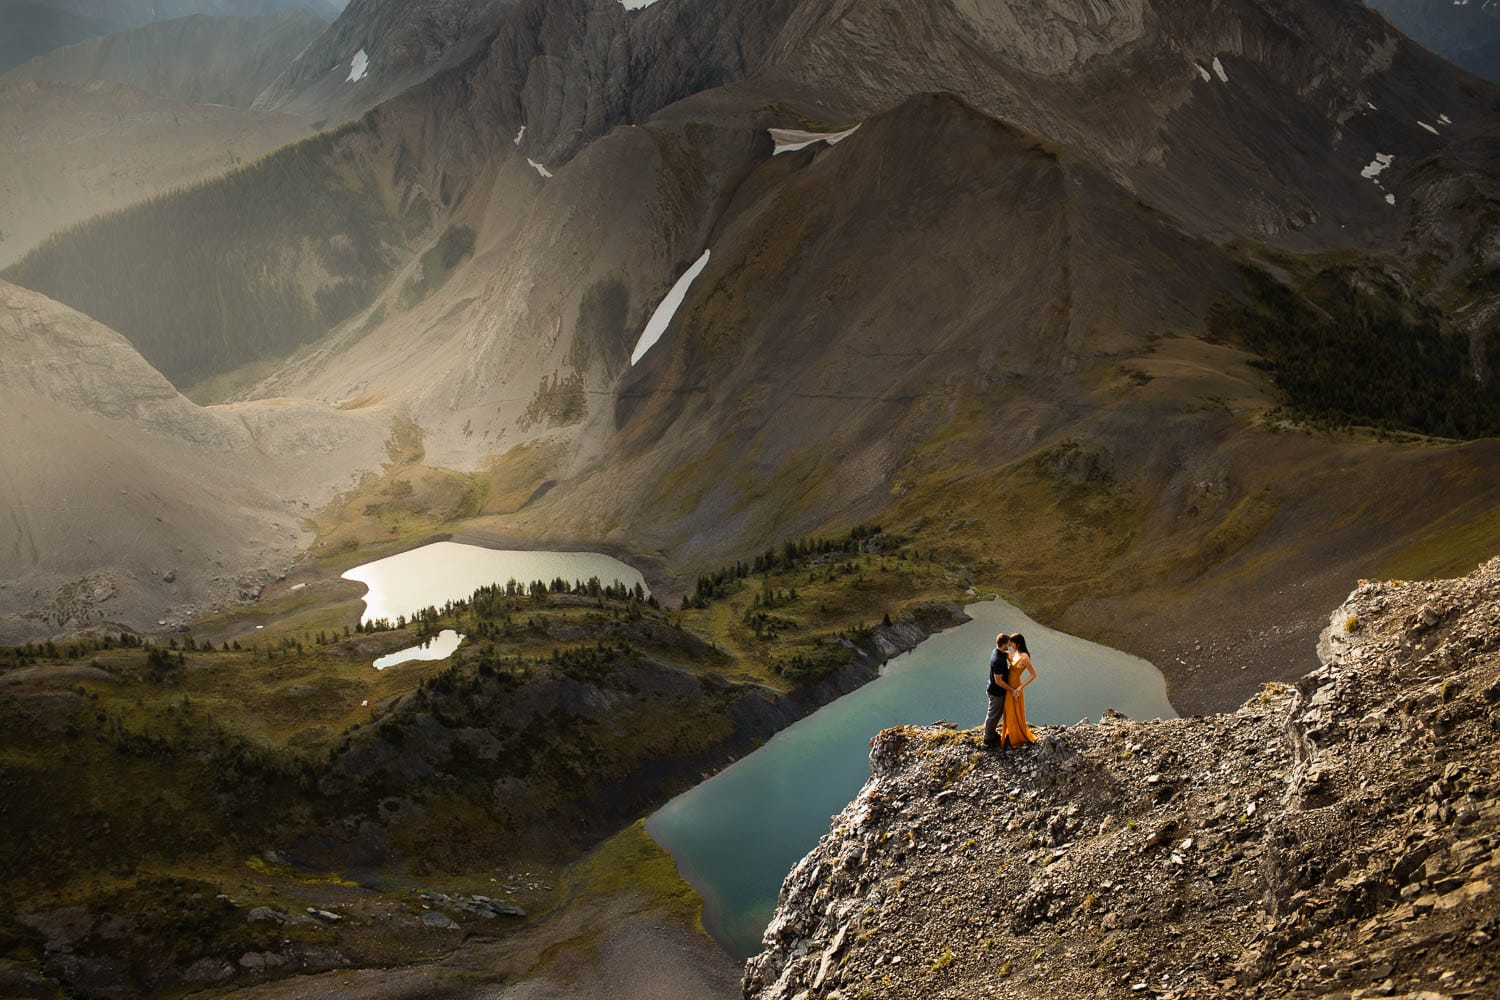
[[648, 596, 1177, 959]]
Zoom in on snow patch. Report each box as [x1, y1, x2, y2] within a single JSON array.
[[1367, 101, 1378, 111], [1417, 121, 1439, 135], [527, 158, 552, 179], [769, 124, 861, 155], [346, 48, 369, 83], [630, 250, 711, 365], [1360, 152, 1394, 182], [1194, 63, 1212, 82], [1438, 113, 1453, 125], [1385, 193, 1396, 205], [513, 125, 525, 146], [619, 0, 658, 7], [1212, 56, 1229, 83]]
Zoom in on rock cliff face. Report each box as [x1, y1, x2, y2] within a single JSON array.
[[251, 0, 511, 121], [763, 0, 1494, 242], [745, 556, 1500, 999]]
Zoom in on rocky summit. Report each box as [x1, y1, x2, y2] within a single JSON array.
[[744, 557, 1500, 999]]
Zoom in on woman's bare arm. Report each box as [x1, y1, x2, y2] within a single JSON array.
[[1017, 654, 1037, 688]]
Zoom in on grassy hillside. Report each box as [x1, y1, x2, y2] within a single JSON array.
[[0, 527, 965, 995], [3, 121, 429, 386]]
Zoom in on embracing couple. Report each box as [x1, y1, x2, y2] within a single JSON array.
[[982, 632, 1037, 748]]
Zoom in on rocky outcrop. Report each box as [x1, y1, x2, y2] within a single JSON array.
[[745, 556, 1500, 999]]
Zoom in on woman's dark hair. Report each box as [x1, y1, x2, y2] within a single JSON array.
[[1009, 633, 1030, 655]]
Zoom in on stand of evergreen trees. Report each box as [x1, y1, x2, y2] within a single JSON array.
[[3, 121, 428, 385], [681, 524, 887, 609], [1212, 265, 1500, 439]]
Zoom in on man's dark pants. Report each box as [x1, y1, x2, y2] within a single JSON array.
[[983, 691, 1006, 745]]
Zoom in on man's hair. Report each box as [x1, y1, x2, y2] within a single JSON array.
[[995, 632, 1009, 647]]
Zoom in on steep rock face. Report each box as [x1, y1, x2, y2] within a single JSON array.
[[1367, 0, 1500, 83], [256, 0, 804, 151], [305, 0, 805, 196], [763, 0, 1498, 242], [0, 281, 386, 642], [744, 556, 1500, 998], [252, 0, 511, 121], [2, 11, 330, 108]]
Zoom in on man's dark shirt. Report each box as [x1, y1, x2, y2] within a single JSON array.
[[987, 648, 1008, 696]]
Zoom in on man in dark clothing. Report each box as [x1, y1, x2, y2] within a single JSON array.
[[982, 632, 1009, 747]]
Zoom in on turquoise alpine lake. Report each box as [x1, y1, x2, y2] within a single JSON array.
[[341, 541, 648, 624], [645, 598, 1176, 959]]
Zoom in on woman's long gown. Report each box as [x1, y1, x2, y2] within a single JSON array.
[[1000, 659, 1037, 746]]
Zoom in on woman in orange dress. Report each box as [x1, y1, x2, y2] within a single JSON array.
[[998, 633, 1037, 746]]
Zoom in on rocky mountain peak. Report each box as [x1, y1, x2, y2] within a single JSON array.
[[744, 556, 1500, 998], [252, 0, 511, 120]]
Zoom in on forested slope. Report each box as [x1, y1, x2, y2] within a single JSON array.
[[4, 120, 428, 384]]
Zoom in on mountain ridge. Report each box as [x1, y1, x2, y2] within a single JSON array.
[[0, 280, 386, 643], [1367, 0, 1500, 83], [2, 10, 330, 108], [3, 0, 1500, 713], [0, 79, 313, 268], [0, 0, 117, 74]]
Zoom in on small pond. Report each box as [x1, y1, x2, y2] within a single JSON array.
[[373, 629, 466, 670]]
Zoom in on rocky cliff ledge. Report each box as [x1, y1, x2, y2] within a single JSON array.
[[744, 559, 1500, 999]]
